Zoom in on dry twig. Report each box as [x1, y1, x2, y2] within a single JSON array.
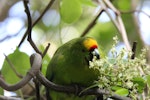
[[99, 0, 131, 51], [18, 0, 55, 48], [80, 8, 104, 37]]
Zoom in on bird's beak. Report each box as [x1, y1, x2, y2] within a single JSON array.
[[91, 48, 100, 59]]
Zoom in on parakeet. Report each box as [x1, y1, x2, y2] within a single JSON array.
[[46, 37, 100, 100]]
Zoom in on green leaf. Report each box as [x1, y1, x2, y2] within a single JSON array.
[[118, 0, 131, 10], [80, 0, 96, 6], [1, 48, 30, 84], [115, 88, 129, 96], [146, 75, 150, 88], [113, 0, 131, 10], [60, 0, 82, 23], [111, 86, 123, 91], [132, 77, 146, 93]]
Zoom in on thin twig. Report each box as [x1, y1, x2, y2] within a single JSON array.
[[4, 54, 23, 78], [117, 16, 131, 50], [99, 0, 121, 33], [18, 0, 55, 47], [131, 41, 137, 59], [103, 0, 120, 15], [23, 0, 42, 54], [80, 8, 104, 37], [101, 0, 131, 51], [42, 43, 50, 58], [32, 0, 55, 26], [120, 10, 150, 18], [0, 53, 42, 91]]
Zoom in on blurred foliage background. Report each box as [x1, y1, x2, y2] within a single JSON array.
[[0, 0, 150, 99]]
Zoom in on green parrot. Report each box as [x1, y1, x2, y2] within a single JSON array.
[[46, 37, 100, 100]]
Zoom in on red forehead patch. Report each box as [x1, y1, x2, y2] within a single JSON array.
[[90, 45, 98, 51]]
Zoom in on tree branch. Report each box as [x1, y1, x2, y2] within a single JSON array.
[[0, 53, 42, 91], [32, 0, 55, 26], [33, 78, 40, 100], [42, 43, 50, 58], [23, 0, 42, 55], [36, 72, 132, 100], [18, 0, 55, 48], [120, 10, 150, 18], [100, 0, 131, 51], [80, 8, 104, 37]]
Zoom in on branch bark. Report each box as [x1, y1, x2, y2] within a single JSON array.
[[0, 53, 42, 91], [37, 72, 131, 100]]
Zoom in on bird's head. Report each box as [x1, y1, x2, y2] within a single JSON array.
[[83, 37, 100, 61]]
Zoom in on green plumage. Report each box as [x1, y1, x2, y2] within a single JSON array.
[[46, 37, 99, 100]]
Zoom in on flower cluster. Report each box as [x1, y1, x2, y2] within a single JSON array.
[[89, 36, 150, 99]]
